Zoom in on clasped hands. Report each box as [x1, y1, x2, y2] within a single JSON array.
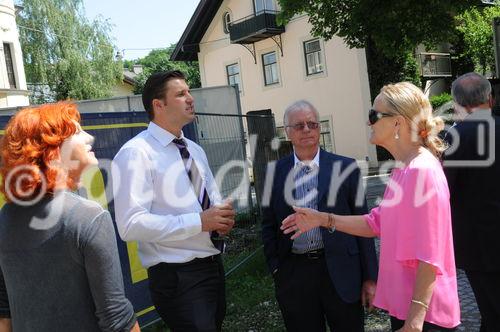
[[200, 200, 235, 235]]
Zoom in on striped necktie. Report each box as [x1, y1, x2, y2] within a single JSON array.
[[292, 162, 323, 253], [173, 138, 210, 209], [173, 138, 224, 252]]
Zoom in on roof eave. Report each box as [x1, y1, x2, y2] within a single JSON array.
[[171, 0, 224, 62]]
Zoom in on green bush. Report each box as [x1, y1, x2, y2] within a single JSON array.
[[430, 92, 452, 109]]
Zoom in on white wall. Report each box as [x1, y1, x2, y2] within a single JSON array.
[[197, 0, 378, 166], [0, 0, 29, 108], [111, 81, 135, 97]]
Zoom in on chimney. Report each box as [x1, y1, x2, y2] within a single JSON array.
[[132, 64, 143, 75], [115, 50, 123, 61]]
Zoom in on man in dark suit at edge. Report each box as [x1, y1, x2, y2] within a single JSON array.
[[443, 72, 500, 332], [261, 100, 378, 331]]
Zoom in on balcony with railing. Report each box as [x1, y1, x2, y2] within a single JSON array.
[[419, 53, 452, 78], [229, 10, 285, 44]]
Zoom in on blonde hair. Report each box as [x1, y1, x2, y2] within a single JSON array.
[[379, 82, 446, 158]]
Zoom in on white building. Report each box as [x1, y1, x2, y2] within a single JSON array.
[[111, 65, 143, 97], [172, 0, 378, 165], [0, 0, 29, 108]]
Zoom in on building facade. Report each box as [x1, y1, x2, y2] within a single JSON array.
[[173, 0, 377, 165], [0, 0, 29, 108], [111, 65, 142, 97]]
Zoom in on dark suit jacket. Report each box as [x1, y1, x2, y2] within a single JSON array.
[[261, 149, 378, 303], [443, 112, 500, 271]]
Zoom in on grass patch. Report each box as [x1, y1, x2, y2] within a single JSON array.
[[143, 248, 390, 331], [223, 249, 284, 331], [224, 249, 390, 331]]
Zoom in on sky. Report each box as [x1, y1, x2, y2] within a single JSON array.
[[82, 0, 200, 60]]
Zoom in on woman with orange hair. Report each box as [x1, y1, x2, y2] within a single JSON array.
[[0, 102, 140, 332]]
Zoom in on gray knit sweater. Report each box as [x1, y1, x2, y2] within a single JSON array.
[[0, 191, 136, 332]]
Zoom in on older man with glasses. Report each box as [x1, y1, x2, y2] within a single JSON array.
[[261, 100, 378, 332]]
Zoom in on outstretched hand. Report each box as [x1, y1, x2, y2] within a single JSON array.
[[280, 206, 325, 240]]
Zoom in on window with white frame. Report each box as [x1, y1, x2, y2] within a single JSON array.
[[223, 12, 231, 34], [3, 43, 17, 89], [319, 120, 333, 152], [262, 51, 279, 86], [303, 39, 324, 76], [276, 126, 286, 141], [226, 63, 241, 91], [254, 0, 276, 14]]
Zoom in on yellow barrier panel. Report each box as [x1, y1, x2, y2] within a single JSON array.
[[81, 166, 108, 209], [136, 305, 156, 317], [77, 127, 149, 285], [82, 123, 149, 130], [126, 241, 148, 283]]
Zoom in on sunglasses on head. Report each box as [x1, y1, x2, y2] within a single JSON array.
[[286, 121, 320, 131], [368, 109, 394, 125]]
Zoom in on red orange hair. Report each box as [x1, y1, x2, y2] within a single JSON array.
[[0, 102, 81, 202]]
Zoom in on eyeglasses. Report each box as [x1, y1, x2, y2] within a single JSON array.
[[368, 109, 394, 125], [285, 121, 320, 131]]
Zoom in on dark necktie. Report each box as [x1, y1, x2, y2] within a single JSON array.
[[173, 138, 224, 252]]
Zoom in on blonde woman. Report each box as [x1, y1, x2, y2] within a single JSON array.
[[282, 82, 460, 331]]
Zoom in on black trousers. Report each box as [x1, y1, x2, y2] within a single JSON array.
[[273, 254, 364, 332], [390, 316, 457, 331], [465, 270, 500, 332], [148, 255, 226, 332]]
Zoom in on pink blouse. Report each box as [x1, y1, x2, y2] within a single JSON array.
[[365, 150, 460, 328]]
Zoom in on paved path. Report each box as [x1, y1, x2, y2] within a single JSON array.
[[365, 174, 481, 331]]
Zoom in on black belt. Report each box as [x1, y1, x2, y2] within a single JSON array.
[[150, 254, 220, 270], [292, 249, 324, 259]]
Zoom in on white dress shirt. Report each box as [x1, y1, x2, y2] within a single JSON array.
[[293, 148, 320, 168], [292, 148, 323, 253], [112, 121, 221, 267]]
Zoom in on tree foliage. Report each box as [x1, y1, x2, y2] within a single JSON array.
[[429, 92, 453, 109], [277, 0, 479, 102], [455, 5, 500, 76], [365, 44, 420, 97], [277, 0, 474, 58], [449, 30, 476, 78], [277, 0, 482, 162], [18, 0, 122, 103], [132, 46, 201, 94]]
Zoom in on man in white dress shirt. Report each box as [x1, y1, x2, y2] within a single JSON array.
[[112, 70, 235, 331]]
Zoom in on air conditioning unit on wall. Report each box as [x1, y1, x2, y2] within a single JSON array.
[[419, 53, 452, 78]]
